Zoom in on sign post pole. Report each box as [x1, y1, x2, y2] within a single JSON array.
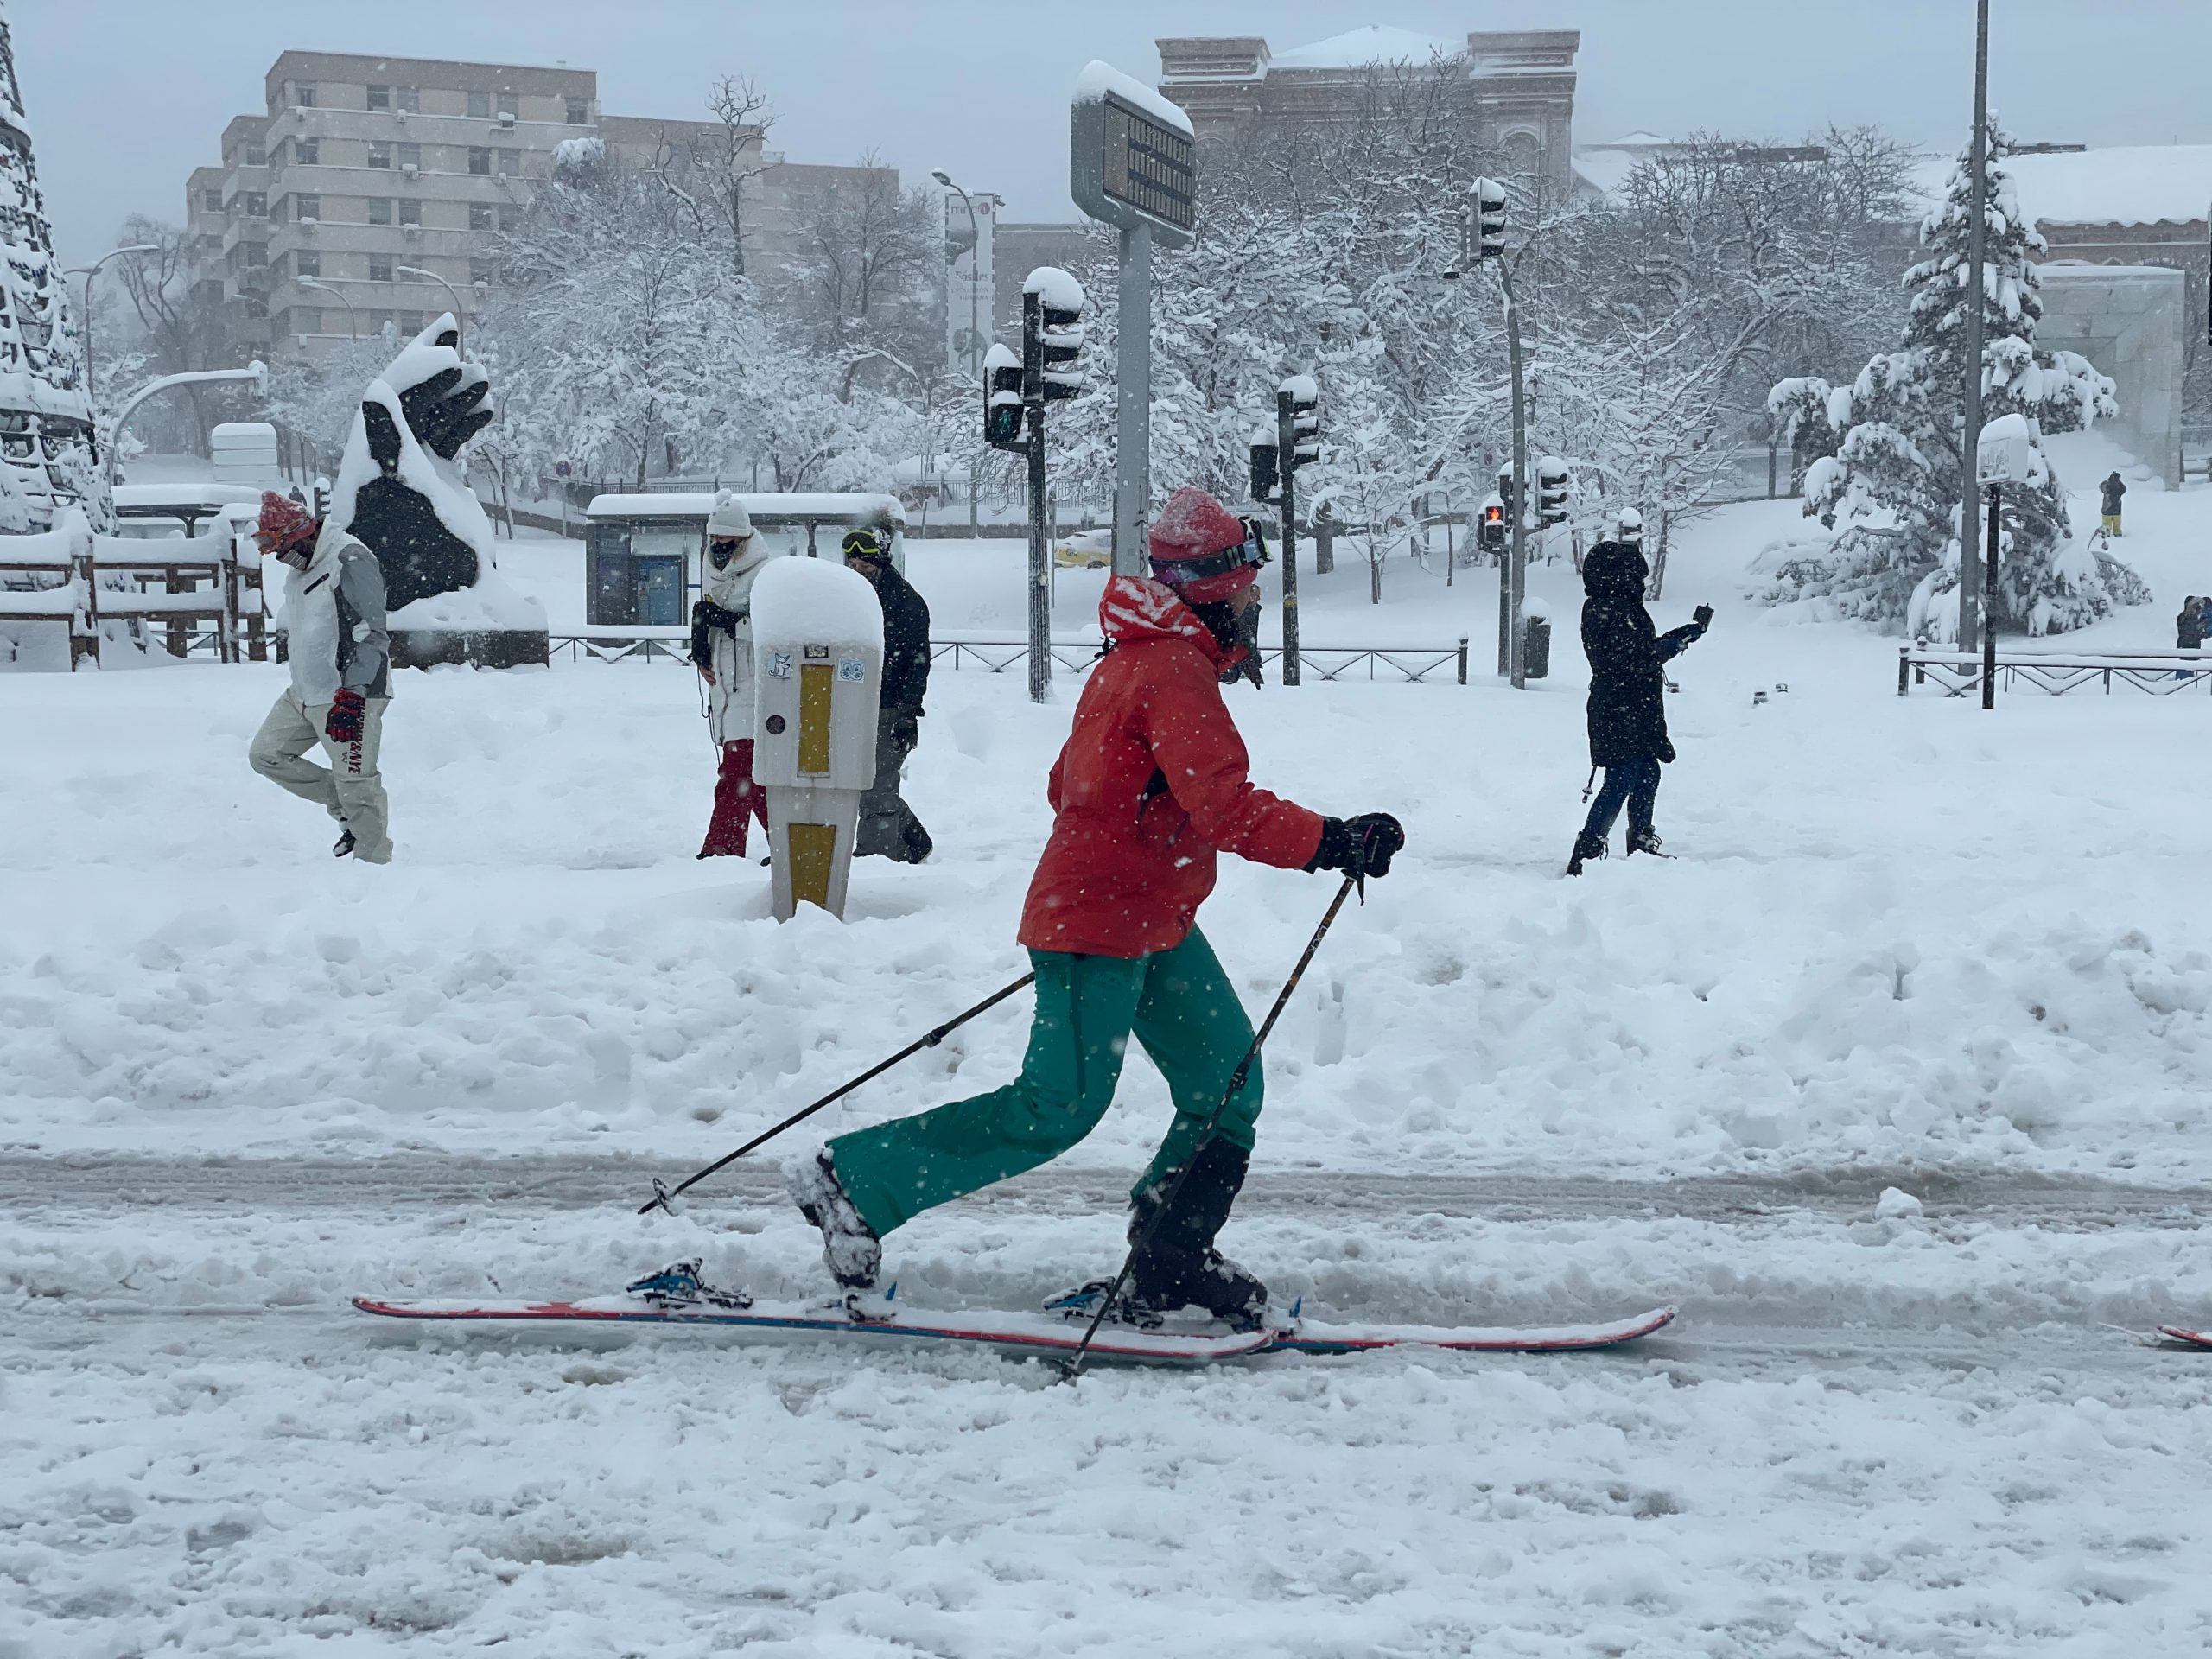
[[1112, 222, 1154, 577]]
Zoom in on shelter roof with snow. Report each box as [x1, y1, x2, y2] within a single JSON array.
[[1157, 26, 1582, 201]]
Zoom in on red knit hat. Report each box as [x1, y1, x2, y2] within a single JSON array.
[[256, 491, 316, 550], [1148, 486, 1265, 603]]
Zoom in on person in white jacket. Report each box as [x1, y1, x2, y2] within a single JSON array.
[[690, 493, 781, 858], [246, 491, 395, 862]]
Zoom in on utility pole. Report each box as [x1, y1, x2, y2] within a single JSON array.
[[1274, 376, 1319, 686], [1503, 257, 1529, 689], [1958, 0, 1992, 653], [1023, 289, 1052, 702]]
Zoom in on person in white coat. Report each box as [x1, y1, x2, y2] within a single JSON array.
[[246, 490, 395, 861], [690, 493, 780, 858]]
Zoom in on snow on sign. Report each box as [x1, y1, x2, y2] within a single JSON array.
[[1071, 60, 1196, 247]]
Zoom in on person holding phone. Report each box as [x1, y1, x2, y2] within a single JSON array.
[[1567, 531, 1711, 875]]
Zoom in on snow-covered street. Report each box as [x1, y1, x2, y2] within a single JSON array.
[[7, 471, 2212, 1653]]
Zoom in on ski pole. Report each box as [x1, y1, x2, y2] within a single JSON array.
[[638, 971, 1036, 1216], [1059, 874, 1358, 1382]]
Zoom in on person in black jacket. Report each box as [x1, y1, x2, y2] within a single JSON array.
[[842, 525, 934, 863], [1568, 537, 1710, 875], [2100, 472, 2126, 537]]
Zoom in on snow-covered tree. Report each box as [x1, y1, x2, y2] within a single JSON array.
[[1767, 118, 2140, 636]]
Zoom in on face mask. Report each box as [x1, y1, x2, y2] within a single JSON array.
[[710, 538, 740, 570]]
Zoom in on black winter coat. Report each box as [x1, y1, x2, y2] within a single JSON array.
[[1581, 540, 1700, 768], [2179, 603, 2206, 652], [872, 563, 931, 715], [2101, 474, 2127, 515]]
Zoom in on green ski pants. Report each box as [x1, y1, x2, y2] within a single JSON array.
[[826, 928, 1261, 1238]]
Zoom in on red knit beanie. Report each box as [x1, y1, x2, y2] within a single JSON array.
[[257, 491, 317, 551]]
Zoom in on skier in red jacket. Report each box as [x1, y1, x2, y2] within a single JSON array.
[[791, 486, 1403, 1325]]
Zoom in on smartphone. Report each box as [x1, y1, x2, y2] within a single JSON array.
[[1693, 603, 1715, 629]]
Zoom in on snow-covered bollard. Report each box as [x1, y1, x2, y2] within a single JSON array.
[[750, 558, 882, 921], [1875, 1186, 1925, 1222]]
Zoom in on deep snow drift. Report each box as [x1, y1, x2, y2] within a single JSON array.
[[4, 454, 2211, 1655]]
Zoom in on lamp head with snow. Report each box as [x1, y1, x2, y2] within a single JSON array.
[[1975, 413, 2038, 488]]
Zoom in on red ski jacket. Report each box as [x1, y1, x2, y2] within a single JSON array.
[[1018, 577, 1325, 957]]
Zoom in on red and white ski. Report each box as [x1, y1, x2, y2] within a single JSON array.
[[353, 1293, 1274, 1364], [2156, 1323, 2212, 1349]]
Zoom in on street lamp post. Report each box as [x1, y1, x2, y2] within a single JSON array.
[[106, 363, 269, 493], [64, 243, 160, 401], [932, 169, 984, 537], [396, 264, 467, 349], [298, 277, 358, 340]]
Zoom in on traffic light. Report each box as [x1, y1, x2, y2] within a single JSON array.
[[1249, 427, 1280, 505], [984, 342, 1025, 449], [1023, 267, 1087, 403], [1537, 456, 1569, 527], [1477, 493, 1507, 555], [1496, 466, 1519, 524], [1471, 176, 1507, 261], [1280, 374, 1320, 469]]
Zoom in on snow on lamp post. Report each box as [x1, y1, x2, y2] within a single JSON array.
[[298, 277, 358, 340], [106, 363, 268, 492], [63, 244, 160, 403], [396, 265, 467, 352], [931, 170, 985, 538]]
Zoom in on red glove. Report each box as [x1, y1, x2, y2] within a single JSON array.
[[326, 689, 365, 744]]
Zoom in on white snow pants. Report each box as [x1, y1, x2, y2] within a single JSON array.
[[249, 689, 393, 862]]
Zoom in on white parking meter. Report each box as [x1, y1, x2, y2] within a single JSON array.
[[750, 557, 883, 921]]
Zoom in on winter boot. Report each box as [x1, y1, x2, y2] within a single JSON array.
[[333, 826, 357, 858], [1625, 828, 1671, 859], [787, 1148, 881, 1292], [1566, 830, 1606, 876], [1125, 1138, 1270, 1331]]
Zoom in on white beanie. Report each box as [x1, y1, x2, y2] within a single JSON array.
[[706, 492, 753, 538], [1617, 508, 1644, 537]]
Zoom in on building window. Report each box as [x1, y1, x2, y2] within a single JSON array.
[[244, 243, 267, 267], [469, 258, 493, 287], [295, 82, 316, 108], [245, 143, 267, 167], [371, 309, 394, 333], [368, 140, 391, 169], [369, 253, 393, 282], [245, 296, 268, 320], [294, 137, 320, 166], [367, 84, 390, 111], [467, 90, 491, 119], [398, 199, 422, 227], [243, 192, 267, 218], [293, 193, 321, 221], [201, 188, 222, 212], [497, 148, 520, 177], [293, 306, 321, 336], [396, 86, 420, 112], [468, 202, 494, 232], [296, 249, 321, 278], [400, 310, 424, 334], [367, 197, 391, 226], [565, 99, 588, 124], [397, 143, 421, 171], [467, 146, 492, 176]]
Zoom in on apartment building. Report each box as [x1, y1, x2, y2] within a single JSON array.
[[185, 51, 899, 358]]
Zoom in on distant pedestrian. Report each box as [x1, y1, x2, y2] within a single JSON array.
[[247, 491, 394, 862], [2179, 597, 2206, 652], [2101, 471, 2126, 537], [1567, 537, 1710, 875], [842, 525, 933, 863], [691, 493, 779, 860]]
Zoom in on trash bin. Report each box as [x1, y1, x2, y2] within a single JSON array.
[[1522, 613, 1551, 679]]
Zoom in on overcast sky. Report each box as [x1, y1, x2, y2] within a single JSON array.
[[19, 0, 2212, 267]]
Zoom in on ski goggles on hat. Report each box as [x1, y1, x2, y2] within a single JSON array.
[[841, 528, 887, 561], [1151, 518, 1271, 592]]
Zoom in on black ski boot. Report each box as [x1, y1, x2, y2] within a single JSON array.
[[1566, 830, 1606, 876], [1125, 1138, 1269, 1331], [333, 826, 357, 858], [1625, 828, 1671, 859], [787, 1149, 881, 1292]]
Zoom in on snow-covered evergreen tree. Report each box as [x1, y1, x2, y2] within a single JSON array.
[[1768, 118, 2141, 636]]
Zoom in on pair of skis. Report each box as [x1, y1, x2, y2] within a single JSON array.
[[355, 1269, 1679, 1366]]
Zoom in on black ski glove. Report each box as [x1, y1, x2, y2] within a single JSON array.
[[1306, 813, 1405, 880]]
